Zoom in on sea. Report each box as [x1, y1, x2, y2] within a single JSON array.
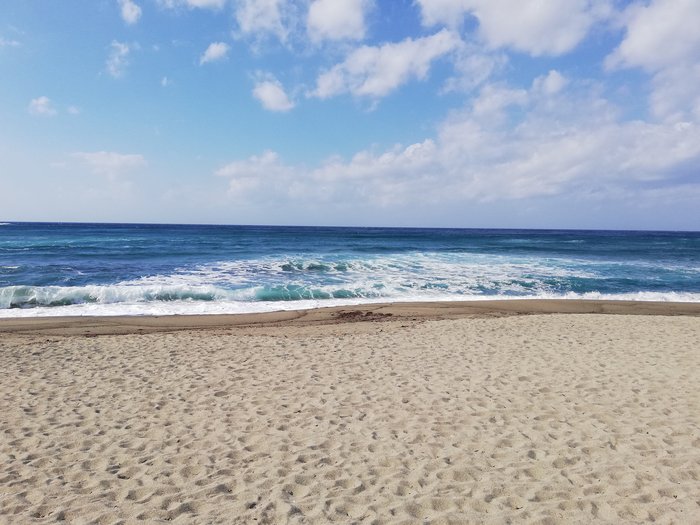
[[1, 222, 699, 317]]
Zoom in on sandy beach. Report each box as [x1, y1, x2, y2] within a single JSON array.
[[1, 300, 699, 524]]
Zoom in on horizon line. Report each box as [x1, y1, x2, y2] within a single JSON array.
[[1, 220, 699, 234]]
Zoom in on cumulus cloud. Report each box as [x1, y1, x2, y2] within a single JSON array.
[[606, 0, 700, 123], [106, 41, 131, 78], [28, 96, 57, 117], [606, 0, 700, 72], [72, 151, 147, 180], [233, 0, 290, 43], [216, 150, 292, 196], [309, 140, 441, 207], [307, 0, 371, 42], [252, 75, 295, 111], [199, 42, 230, 64], [118, 0, 142, 24], [532, 70, 568, 95], [312, 29, 461, 99], [216, 79, 700, 210], [416, 0, 612, 56], [469, 83, 528, 119]]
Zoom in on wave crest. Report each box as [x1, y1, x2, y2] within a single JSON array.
[[0, 284, 232, 309]]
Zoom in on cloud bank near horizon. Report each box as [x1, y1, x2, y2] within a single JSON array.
[[1, 0, 699, 229]]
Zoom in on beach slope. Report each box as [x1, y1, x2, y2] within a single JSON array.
[[1, 301, 699, 523]]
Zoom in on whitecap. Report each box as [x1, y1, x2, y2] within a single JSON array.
[[1, 290, 699, 318]]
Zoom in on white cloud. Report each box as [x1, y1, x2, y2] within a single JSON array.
[[215, 80, 700, 210], [253, 75, 295, 111], [532, 70, 568, 95], [606, 0, 700, 123], [158, 0, 226, 9], [0, 37, 20, 48], [312, 29, 461, 99], [442, 47, 507, 93], [607, 0, 700, 72], [72, 151, 147, 179], [216, 150, 292, 196], [199, 42, 230, 64], [416, 0, 612, 56], [161, 76, 171, 87], [28, 96, 57, 117], [307, 0, 371, 42], [118, 0, 142, 24], [67, 106, 81, 115], [234, 0, 289, 43], [649, 64, 700, 123], [470, 83, 527, 118], [186, 0, 226, 6], [106, 41, 131, 78], [309, 140, 440, 207]]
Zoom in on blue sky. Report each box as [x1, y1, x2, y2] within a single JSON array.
[[1, 0, 699, 229]]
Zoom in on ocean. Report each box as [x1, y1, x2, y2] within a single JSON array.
[[1, 222, 699, 317]]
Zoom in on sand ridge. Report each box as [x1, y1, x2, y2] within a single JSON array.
[[1, 311, 699, 523]]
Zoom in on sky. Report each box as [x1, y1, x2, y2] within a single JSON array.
[[1, 0, 699, 230]]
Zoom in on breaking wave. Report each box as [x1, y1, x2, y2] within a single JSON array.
[[1, 251, 699, 318], [2, 224, 699, 318]]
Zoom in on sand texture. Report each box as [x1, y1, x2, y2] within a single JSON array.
[[1, 307, 699, 523]]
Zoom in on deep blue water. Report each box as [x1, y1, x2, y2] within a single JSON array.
[[1, 222, 699, 316]]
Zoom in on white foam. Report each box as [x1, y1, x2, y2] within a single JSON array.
[[2, 250, 698, 318], [157, 252, 598, 298], [1, 292, 699, 318], [0, 283, 244, 310]]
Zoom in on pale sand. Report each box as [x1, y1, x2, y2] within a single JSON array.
[[1, 301, 699, 524]]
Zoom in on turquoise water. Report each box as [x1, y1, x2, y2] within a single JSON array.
[[1, 222, 699, 316]]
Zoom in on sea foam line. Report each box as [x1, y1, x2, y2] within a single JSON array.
[[1, 291, 699, 318]]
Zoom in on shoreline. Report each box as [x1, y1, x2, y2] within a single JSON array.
[[1, 298, 699, 336]]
